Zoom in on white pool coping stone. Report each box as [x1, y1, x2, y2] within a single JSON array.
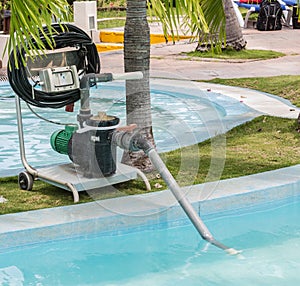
[[153, 79, 300, 120], [0, 164, 299, 250]]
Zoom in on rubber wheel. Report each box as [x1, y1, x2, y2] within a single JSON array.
[[18, 171, 34, 191]]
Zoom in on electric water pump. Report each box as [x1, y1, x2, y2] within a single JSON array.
[[48, 71, 142, 178], [50, 112, 119, 178], [8, 23, 149, 201]]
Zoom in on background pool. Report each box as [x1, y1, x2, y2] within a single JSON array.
[[0, 196, 299, 285], [0, 81, 259, 176]]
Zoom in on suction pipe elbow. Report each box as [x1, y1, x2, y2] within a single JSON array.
[[112, 130, 154, 154], [132, 134, 153, 154]]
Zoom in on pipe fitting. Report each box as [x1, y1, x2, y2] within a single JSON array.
[[113, 131, 154, 153], [80, 73, 96, 89], [112, 130, 141, 152], [132, 134, 153, 154]]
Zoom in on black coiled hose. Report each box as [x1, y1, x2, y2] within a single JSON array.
[[7, 23, 100, 108]]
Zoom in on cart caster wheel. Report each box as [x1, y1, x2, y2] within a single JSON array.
[[18, 172, 34, 191]]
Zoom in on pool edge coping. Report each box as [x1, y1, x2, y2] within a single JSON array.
[[0, 164, 299, 250]]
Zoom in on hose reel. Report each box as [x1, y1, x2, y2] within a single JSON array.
[[7, 23, 100, 108]]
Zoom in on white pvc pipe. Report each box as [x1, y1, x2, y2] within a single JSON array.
[[112, 71, 143, 81]]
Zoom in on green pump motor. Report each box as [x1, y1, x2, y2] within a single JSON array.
[[50, 125, 78, 155], [50, 113, 120, 178]]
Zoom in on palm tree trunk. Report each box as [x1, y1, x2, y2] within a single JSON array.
[[123, 0, 155, 171], [197, 0, 246, 51], [224, 0, 246, 50]]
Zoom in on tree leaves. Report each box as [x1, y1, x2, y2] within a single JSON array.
[[6, 0, 71, 68], [148, 0, 226, 47]]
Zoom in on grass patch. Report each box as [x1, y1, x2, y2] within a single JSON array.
[[98, 19, 126, 29], [205, 75, 300, 107], [98, 0, 126, 9], [186, 48, 285, 60], [97, 10, 126, 29], [0, 177, 93, 215], [216, 115, 300, 179], [239, 7, 258, 21]]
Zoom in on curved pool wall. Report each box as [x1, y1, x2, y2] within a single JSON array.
[[0, 164, 299, 250], [0, 79, 260, 177]]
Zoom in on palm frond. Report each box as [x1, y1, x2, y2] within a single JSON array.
[[148, 0, 225, 47], [6, 0, 71, 69]]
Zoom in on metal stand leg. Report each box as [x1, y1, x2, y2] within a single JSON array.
[[15, 95, 38, 177]]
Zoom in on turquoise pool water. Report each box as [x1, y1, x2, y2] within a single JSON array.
[[0, 196, 299, 285], [0, 81, 258, 176]]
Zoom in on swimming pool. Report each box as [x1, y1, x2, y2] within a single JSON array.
[[0, 79, 259, 176], [0, 188, 299, 285], [1, 78, 299, 284]]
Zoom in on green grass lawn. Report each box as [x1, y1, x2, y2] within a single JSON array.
[[185, 49, 285, 61], [97, 10, 126, 29], [0, 75, 299, 215], [116, 115, 300, 193]]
